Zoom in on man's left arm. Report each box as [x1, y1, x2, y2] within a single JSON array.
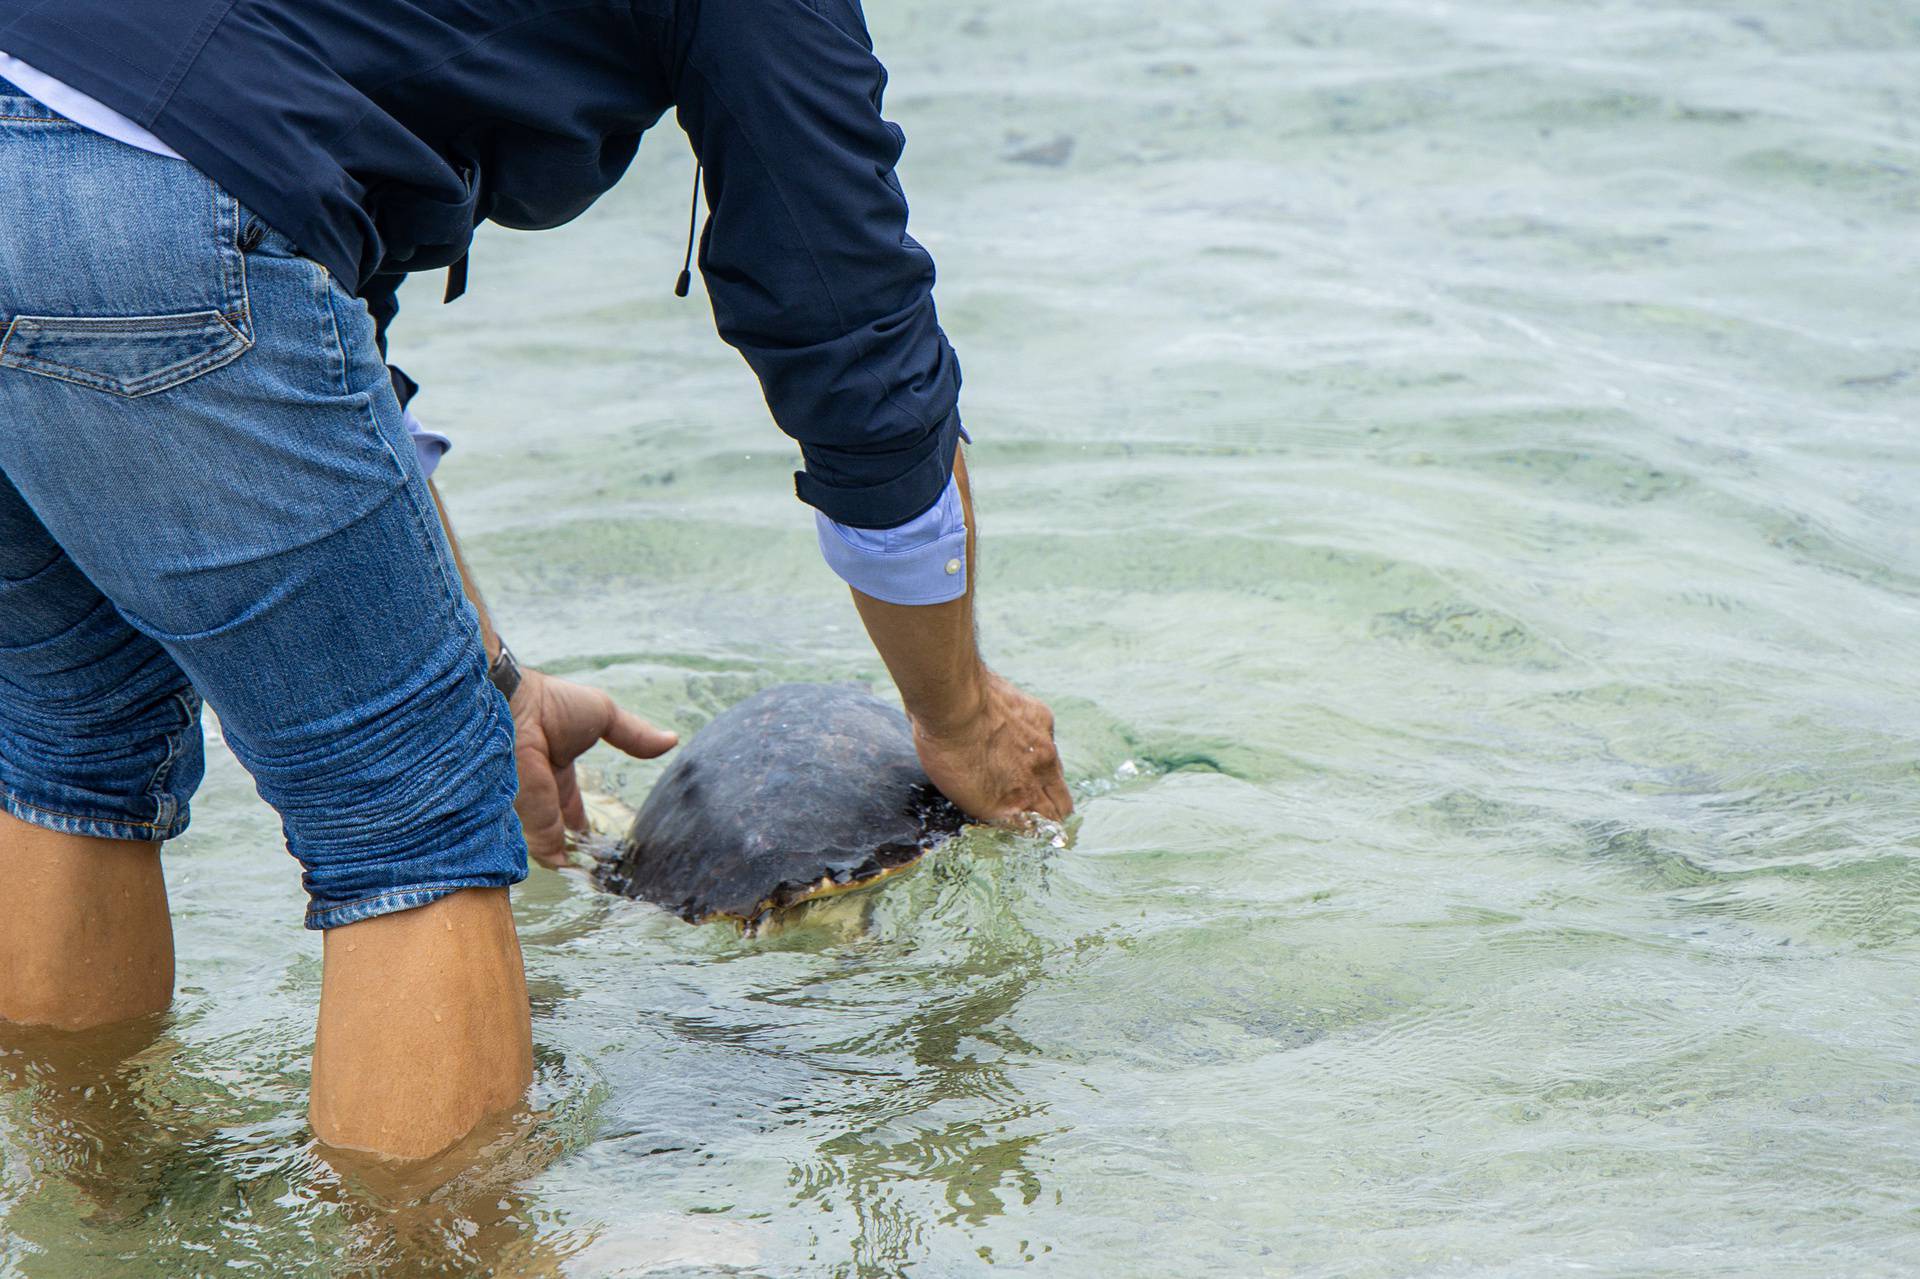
[[427, 481, 678, 869], [372, 276, 678, 868]]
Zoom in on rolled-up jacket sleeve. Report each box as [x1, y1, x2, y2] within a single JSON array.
[[817, 471, 968, 605], [672, 0, 965, 530]]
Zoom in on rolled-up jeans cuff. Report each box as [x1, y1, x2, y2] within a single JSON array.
[[304, 873, 525, 930], [1, 785, 190, 843]]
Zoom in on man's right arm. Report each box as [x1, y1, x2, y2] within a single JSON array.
[[668, 0, 1069, 822], [848, 449, 1072, 823]]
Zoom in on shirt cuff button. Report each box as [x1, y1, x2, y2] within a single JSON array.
[[944, 558, 962, 575]]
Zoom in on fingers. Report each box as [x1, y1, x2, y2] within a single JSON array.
[[910, 680, 1076, 828], [555, 762, 589, 833], [514, 745, 572, 870], [1021, 766, 1072, 822], [988, 807, 1042, 834], [1025, 725, 1072, 819], [1040, 774, 1075, 820], [598, 698, 679, 761], [512, 675, 675, 869], [531, 676, 676, 764]]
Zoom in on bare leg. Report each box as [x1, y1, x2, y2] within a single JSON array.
[[309, 887, 533, 1161], [0, 811, 173, 1030]]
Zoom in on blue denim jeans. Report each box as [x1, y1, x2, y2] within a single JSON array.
[[0, 82, 527, 928]]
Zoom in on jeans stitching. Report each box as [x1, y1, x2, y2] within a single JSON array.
[[0, 160, 254, 394], [213, 185, 254, 342], [7, 313, 236, 332], [305, 877, 518, 928], [315, 258, 347, 398], [0, 591, 124, 660], [0, 548, 66, 588], [398, 475, 466, 616], [0, 314, 251, 396], [214, 177, 236, 317], [142, 689, 200, 831], [319, 282, 464, 614], [1, 787, 178, 835]]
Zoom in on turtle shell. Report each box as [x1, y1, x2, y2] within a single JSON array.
[[599, 683, 966, 924]]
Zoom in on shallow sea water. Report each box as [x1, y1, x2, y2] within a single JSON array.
[[4, 1, 1919, 1275]]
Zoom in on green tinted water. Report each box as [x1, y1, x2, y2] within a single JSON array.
[[4, 1, 1918, 1274]]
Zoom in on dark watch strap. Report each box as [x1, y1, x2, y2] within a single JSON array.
[[488, 644, 524, 702]]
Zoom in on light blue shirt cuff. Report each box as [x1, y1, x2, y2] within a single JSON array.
[[403, 408, 452, 478], [816, 473, 968, 605]]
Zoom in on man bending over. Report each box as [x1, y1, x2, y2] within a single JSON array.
[[0, 0, 1069, 1161]]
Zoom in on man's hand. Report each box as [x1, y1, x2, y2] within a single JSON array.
[[909, 671, 1073, 825], [509, 670, 677, 869]]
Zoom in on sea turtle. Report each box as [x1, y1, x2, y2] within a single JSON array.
[[597, 683, 967, 927]]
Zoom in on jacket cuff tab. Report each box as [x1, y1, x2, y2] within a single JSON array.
[[792, 410, 963, 528]]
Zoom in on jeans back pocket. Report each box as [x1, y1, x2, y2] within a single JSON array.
[[0, 116, 255, 398], [0, 310, 252, 398]]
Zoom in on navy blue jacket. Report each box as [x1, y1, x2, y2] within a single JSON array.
[[0, 0, 962, 526]]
